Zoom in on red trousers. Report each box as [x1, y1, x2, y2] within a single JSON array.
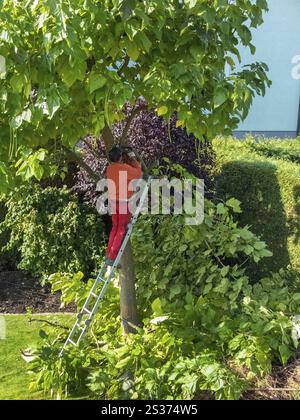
[[106, 201, 131, 261]]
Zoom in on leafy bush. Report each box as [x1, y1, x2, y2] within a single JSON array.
[[0, 185, 105, 282], [27, 197, 300, 400], [132, 200, 272, 305], [0, 196, 19, 271], [214, 137, 300, 277]]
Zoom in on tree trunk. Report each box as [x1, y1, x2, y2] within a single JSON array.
[[119, 239, 140, 334]]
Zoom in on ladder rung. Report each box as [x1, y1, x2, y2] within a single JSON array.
[[91, 292, 98, 298], [83, 308, 92, 315], [68, 339, 77, 346]]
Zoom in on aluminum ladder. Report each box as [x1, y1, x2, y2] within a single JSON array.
[[59, 177, 151, 357]]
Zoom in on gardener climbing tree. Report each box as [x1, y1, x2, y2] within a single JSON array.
[[0, 0, 270, 333]]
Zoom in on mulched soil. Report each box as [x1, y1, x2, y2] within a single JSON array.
[[242, 356, 300, 400], [0, 271, 75, 313]]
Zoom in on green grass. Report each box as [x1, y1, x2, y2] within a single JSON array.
[[0, 314, 75, 400]]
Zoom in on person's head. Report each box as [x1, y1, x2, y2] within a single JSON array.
[[108, 146, 122, 163]]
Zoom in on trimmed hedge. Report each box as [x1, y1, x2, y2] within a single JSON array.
[[214, 137, 300, 277]]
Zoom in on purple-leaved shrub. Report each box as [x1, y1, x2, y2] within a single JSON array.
[[74, 103, 215, 202]]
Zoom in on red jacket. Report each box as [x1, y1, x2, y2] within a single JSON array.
[[106, 160, 142, 201]]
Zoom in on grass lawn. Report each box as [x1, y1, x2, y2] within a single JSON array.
[[0, 313, 75, 400]]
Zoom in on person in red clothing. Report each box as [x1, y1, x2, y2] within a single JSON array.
[[105, 146, 142, 266]]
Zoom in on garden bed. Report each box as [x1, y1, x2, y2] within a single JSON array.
[[0, 271, 75, 314], [242, 355, 300, 400]]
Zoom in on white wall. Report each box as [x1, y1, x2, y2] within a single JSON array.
[[236, 0, 300, 137]]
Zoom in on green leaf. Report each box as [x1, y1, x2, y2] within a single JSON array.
[[88, 73, 107, 94], [32, 161, 44, 181], [244, 245, 254, 255], [47, 92, 60, 119], [214, 278, 230, 294], [73, 59, 87, 82], [60, 66, 78, 87], [124, 38, 140, 61], [10, 74, 25, 93], [214, 87, 227, 108], [239, 229, 253, 241], [226, 198, 242, 213], [151, 297, 162, 315], [279, 344, 292, 365], [170, 284, 181, 299], [220, 266, 229, 277], [157, 106, 168, 116], [137, 32, 152, 53], [253, 241, 266, 251], [37, 150, 46, 161], [216, 203, 227, 215], [94, 115, 105, 136], [186, 0, 197, 8], [260, 249, 273, 258]]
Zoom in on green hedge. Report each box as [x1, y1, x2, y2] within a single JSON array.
[[0, 185, 106, 282], [214, 137, 300, 277]]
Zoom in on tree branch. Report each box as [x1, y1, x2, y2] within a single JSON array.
[[131, 147, 149, 175], [29, 317, 69, 330], [63, 146, 101, 182], [102, 124, 115, 153], [120, 105, 147, 146]]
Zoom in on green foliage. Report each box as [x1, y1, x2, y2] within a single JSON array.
[[249, 138, 300, 165], [28, 331, 92, 399], [132, 197, 272, 304], [214, 137, 300, 277], [0, 184, 105, 282], [27, 198, 300, 400], [0, 0, 270, 191], [14, 145, 70, 183], [0, 195, 19, 270]]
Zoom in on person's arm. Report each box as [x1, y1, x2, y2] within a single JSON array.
[[124, 160, 142, 179], [123, 150, 142, 175]]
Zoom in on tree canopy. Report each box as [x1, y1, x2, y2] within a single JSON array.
[[0, 0, 270, 191]]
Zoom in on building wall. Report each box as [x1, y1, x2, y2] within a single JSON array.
[[235, 0, 300, 138]]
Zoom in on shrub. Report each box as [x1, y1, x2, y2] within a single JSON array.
[[26, 196, 300, 401], [0, 185, 105, 282], [214, 137, 300, 277], [0, 196, 19, 271]]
